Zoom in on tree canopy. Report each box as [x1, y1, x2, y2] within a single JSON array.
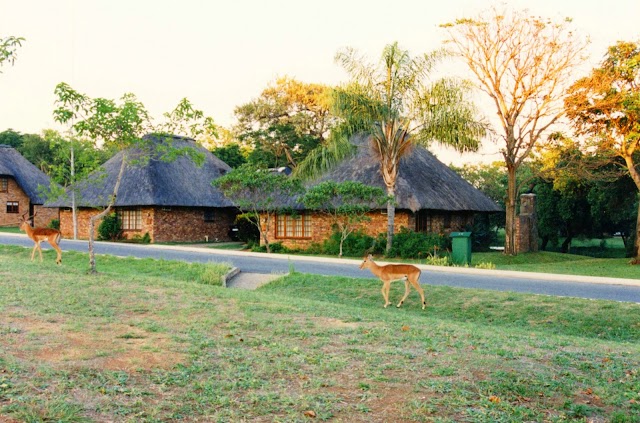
[[564, 40, 640, 260], [441, 5, 588, 255], [314, 41, 486, 253], [233, 77, 337, 169]]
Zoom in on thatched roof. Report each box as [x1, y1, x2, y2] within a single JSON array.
[[315, 135, 502, 213], [47, 134, 234, 208], [0, 144, 57, 204]]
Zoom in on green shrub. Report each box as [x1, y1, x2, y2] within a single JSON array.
[[235, 214, 260, 243], [321, 230, 378, 258], [47, 219, 60, 230], [97, 213, 122, 241], [386, 227, 447, 259]]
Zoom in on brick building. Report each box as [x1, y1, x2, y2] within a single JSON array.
[[0, 145, 59, 228], [261, 135, 502, 250], [47, 134, 237, 243]]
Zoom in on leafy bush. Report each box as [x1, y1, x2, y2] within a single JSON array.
[[386, 227, 448, 259], [48, 219, 60, 230], [98, 213, 122, 241], [130, 232, 151, 244], [321, 230, 378, 258]]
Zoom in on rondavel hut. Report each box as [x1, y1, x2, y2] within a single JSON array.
[[0, 144, 59, 227], [268, 134, 502, 250], [46, 134, 237, 243]]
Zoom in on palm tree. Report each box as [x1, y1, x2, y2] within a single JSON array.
[[297, 42, 486, 254]]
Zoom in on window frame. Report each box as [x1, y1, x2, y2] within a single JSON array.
[[0, 177, 8, 193], [275, 212, 311, 239], [6, 201, 19, 214], [117, 207, 142, 230]]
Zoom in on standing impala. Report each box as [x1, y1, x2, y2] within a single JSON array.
[[19, 213, 62, 265], [359, 254, 426, 310]]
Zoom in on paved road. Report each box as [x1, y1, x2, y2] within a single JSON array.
[[2, 233, 639, 303]]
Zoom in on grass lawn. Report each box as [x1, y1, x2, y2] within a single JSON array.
[[472, 251, 640, 280], [0, 245, 639, 422]]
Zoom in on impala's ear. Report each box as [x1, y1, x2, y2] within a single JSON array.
[[367, 254, 373, 260]]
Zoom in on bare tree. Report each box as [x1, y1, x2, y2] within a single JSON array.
[[441, 6, 588, 255]]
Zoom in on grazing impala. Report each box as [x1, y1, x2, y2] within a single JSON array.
[[359, 254, 426, 310], [19, 213, 62, 265]]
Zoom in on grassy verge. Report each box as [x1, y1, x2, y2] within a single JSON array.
[[472, 251, 640, 280], [0, 245, 639, 422]]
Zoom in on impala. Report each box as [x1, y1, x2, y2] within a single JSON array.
[[19, 213, 62, 265], [359, 254, 426, 310]]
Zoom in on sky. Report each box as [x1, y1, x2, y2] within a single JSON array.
[[1, 0, 639, 165]]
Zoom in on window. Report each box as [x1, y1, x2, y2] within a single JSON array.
[[416, 210, 433, 233], [0, 177, 7, 193], [6, 201, 19, 214], [204, 209, 215, 222], [276, 212, 311, 239], [117, 208, 142, 230]]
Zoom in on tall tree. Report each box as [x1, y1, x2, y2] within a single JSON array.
[[564, 41, 640, 261], [234, 77, 337, 169], [0, 35, 24, 71], [319, 42, 486, 254], [53, 83, 217, 272], [441, 6, 588, 255], [54, 83, 153, 272]]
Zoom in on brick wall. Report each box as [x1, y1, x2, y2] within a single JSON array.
[[153, 207, 236, 243], [59, 206, 237, 243], [260, 210, 411, 250], [0, 177, 59, 228], [0, 177, 30, 226], [33, 206, 59, 228], [261, 210, 476, 250]]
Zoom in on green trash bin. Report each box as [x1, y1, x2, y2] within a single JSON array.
[[450, 232, 472, 265]]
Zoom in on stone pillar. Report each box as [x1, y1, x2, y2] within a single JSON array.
[[517, 194, 538, 253]]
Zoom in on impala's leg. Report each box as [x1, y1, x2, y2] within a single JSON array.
[[397, 277, 411, 308], [408, 275, 427, 310], [52, 242, 62, 265], [381, 281, 391, 308], [30, 242, 38, 261]]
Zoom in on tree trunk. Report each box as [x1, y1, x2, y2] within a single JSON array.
[[385, 187, 395, 256], [561, 235, 572, 254], [88, 152, 127, 274], [262, 213, 271, 254], [634, 198, 640, 262], [541, 236, 549, 251], [504, 165, 517, 255], [71, 145, 78, 240]]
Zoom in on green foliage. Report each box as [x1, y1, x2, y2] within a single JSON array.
[[0, 129, 23, 148], [213, 164, 303, 214], [233, 77, 337, 169], [211, 143, 247, 168], [320, 230, 378, 257], [234, 213, 260, 243], [213, 164, 304, 252], [0, 35, 24, 70], [129, 232, 151, 244], [386, 227, 448, 259], [302, 181, 387, 257], [97, 213, 121, 241], [47, 219, 60, 230], [470, 213, 498, 252]]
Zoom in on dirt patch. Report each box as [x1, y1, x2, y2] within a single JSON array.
[[1, 308, 185, 372], [312, 316, 361, 329]]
